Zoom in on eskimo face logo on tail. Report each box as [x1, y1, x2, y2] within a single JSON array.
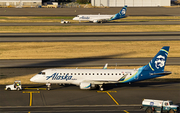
[[155, 55, 165, 69], [121, 9, 126, 15]]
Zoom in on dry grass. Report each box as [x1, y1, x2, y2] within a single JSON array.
[[0, 16, 180, 23], [0, 25, 180, 33], [0, 65, 179, 85], [0, 41, 179, 59]]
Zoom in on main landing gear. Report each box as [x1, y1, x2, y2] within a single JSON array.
[[99, 85, 104, 91]]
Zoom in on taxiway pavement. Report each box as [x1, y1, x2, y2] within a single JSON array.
[[1, 7, 180, 16], [0, 58, 180, 68], [1, 21, 180, 26], [0, 81, 179, 112], [0, 32, 180, 42]]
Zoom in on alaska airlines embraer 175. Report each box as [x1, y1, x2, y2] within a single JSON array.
[[30, 46, 171, 91], [73, 6, 127, 23]]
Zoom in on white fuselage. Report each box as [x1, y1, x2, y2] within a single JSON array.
[[73, 15, 114, 22], [30, 69, 137, 86]]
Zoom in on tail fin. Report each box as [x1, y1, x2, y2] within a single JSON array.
[[110, 5, 127, 20], [144, 46, 170, 72], [103, 63, 108, 69]]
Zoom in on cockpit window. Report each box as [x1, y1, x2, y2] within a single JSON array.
[[38, 72, 45, 75]]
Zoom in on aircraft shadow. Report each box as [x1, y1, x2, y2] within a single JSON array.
[[104, 80, 180, 91], [0, 52, 134, 79]]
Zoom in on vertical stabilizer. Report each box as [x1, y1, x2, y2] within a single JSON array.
[[144, 46, 170, 72], [110, 5, 127, 20]]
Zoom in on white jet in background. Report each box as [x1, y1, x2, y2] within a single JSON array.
[[73, 6, 127, 23]]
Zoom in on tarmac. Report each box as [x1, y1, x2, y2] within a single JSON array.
[[0, 7, 180, 16], [0, 32, 180, 42], [0, 81, 179, 112]]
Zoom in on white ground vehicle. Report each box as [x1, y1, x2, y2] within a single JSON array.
[[61, 20, 70, 24], [5, 80, 22, 91], [141, 99, 179, 113]]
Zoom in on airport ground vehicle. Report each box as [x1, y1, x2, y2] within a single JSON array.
[[5, 80, 22, 91], [140, 99, 179, 113], [61, 20, 70, 24]]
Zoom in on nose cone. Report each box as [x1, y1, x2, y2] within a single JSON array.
[[30, 76, 37, 82], [73, 17, 78, 20]]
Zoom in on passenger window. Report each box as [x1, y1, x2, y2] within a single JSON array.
[[71, 73, 73, 75], [82, 73, 83, 75], [74, 73, 76, 75], [64, 73, 65, 75], [115, 73, 117, 75], [97, 73, 99, 75], [93, 73, 94, 75], [38, 72, 42, 74], [119, 73, 121, 75], [42, 72, 45, 75], [89, 73, 91, 75], [104, 73, 106, 75], [112, 73, 113, 75], [78, 73, 80, 75], [85, 73, 87, 75], [100, 73, 102, 75]]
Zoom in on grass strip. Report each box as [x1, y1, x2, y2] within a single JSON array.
[[0, 16, 180, 23], [0, 41, 179, 59]]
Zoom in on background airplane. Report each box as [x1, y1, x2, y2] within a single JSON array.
[[73, 5, 127, 23], [30, 46, 171, 91]]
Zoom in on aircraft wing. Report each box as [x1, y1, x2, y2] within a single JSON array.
[[82, 80, 119, 85], [90, 17, 112, 22]]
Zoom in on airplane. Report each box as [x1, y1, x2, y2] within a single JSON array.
[[30, 46, 171, 91], [73, 5, 127, 23], [103, 63, 108, 69]]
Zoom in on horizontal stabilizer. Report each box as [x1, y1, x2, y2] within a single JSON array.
[[150, 71, 172, 76]]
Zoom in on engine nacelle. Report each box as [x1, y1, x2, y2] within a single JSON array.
[[93, 20, 98, 23], [80, 82, 91, 89], [79, 82, 97, 89]]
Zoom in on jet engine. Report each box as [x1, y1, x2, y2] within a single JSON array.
[[79, 82, 96, 89], [93, 20, 98, 23]]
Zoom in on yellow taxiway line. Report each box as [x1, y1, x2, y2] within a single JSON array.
[[24, 88, 46, 90], [23, 91, 40, 106], [97, 91, 119, 105], [124, 110, 129, 113]]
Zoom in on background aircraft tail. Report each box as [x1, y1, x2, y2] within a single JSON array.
[[110, 5, 127, 20]]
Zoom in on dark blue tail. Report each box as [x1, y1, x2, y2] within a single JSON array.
[[110, 5, 127, 20], [144, 46, 170, 72]]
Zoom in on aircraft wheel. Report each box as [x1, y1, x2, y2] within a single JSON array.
[[7, 88, 11, 91], [145, 107, 152, 113], [100, 87, 104, 91], [47, 87, 51, 91]]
